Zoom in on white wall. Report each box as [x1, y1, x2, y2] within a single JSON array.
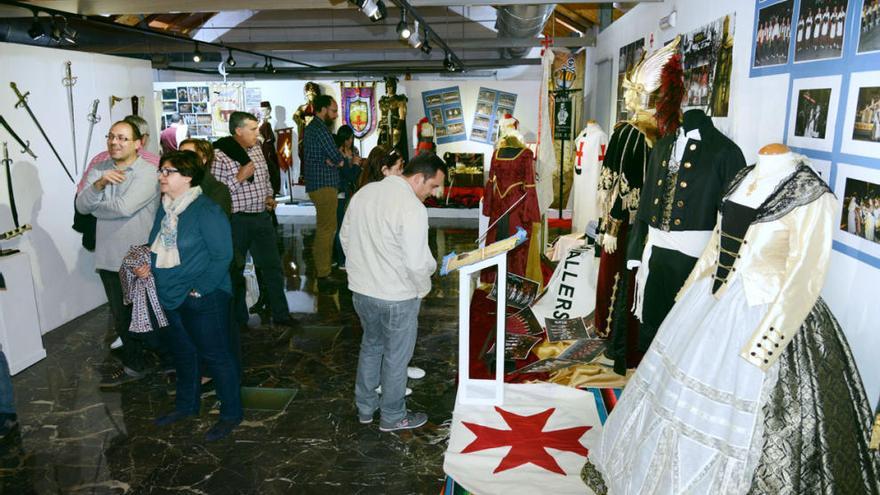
[[0, 42, 157, 334], [586, 0, 879, 408]]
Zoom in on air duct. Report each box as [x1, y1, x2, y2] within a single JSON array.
[[495, 4, 555, 59]]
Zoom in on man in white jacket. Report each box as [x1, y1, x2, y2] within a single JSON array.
[[340, 153, 445, 432]]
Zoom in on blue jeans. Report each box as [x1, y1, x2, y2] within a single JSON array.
[[164, 290, 242, 422], [0, 351, 14, 415], [353, 293, 421, 426]]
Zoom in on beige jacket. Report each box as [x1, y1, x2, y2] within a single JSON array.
[[676, 168, 835, 372]]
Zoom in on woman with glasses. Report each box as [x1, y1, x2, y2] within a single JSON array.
[[135, 151, 242, 442]]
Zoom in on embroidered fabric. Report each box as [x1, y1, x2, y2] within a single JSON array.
[[120, 245, 168, 333], [723, 164, 832, 224]]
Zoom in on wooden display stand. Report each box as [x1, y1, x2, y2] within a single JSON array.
[[0, 251, 46, 375]]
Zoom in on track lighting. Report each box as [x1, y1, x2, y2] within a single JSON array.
[[27, 12, 45, 40], [226, 49, 236, 67], [396, 10, 411, 39], [444, 51, 458, 72], [47, 15, 76, 44], [49, 16, 62, 42], [264, 57, 276, 73], [192, 42, 202, 63], [350, 0, 386, 22], [420, 28, 431, 54], [407, 21, 423, 49]]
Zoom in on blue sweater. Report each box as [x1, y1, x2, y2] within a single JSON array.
[[149, 194, 232, 310]]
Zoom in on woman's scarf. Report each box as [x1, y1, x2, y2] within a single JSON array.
[[151, 186, 202, 268]]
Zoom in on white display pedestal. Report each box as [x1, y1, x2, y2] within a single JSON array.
[[0, 251, 46, 375], [457, 252, 507, 406]]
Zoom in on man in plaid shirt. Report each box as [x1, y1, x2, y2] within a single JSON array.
[[212, 112, 294, 330], [304, 95, 358, 288]]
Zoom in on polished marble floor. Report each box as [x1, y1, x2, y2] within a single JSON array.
[[0, 218, 479, 494]]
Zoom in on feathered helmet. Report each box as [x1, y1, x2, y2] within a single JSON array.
[[622, 35, 682, 114]]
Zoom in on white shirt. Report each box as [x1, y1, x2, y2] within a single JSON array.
[[340, 175, 437, 301]]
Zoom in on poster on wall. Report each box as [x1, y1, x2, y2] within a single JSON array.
[[162, 85, 213, 138], [787, 75, 841, 152], [341, 82, 377, 139], [841, 71, 880, 157], [244, 87, 262, 116], [753, 0, 793, 68], [616, 38, 645, 122], [681, 13, 735, 117], [858, 0, 880, 54], [470, 87, 517, 144], [422, 86, 466, 144], [794, 0, 848, 63], [834, 163, 880, 261], [210, 82, 243, 137]]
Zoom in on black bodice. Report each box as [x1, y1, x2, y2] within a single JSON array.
[[712, 201, 758, 294]]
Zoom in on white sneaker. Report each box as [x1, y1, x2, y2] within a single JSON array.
[[375, 385, 412, 397], [110, 337, 123, 350], [407, 366, 426, 380]]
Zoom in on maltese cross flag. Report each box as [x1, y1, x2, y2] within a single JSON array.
[[444, 382, 602, 495]]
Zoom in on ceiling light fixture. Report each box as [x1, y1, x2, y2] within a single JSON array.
[[27, 11, 45, 40], [420, 27, 431, 54], [407, 20, 423, 49], [192, 42, 202, 63], [350, 0, 386, 22], [226, 48, 236, 67], [444, 51, 458, 72], [396, 10, 411, 39]]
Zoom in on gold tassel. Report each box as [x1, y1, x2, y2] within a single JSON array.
[[525, 222, 544, 291], [870, 413, 880, 450]]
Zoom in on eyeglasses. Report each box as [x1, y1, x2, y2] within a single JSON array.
[[106, 134, 133, 143], [157, 168, 180, 177]]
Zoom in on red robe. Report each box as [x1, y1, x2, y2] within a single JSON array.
[[481, 147, 540, 283]]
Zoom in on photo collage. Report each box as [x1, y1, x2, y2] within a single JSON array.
[[470, 87, 517, 145], [681, 14, 735, 116], [422, 87, 466, 144], [161, 86, 213, 139]]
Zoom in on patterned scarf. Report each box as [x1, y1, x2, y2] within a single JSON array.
[[120, 245, 168, 333], [151, 186, 202, 268]]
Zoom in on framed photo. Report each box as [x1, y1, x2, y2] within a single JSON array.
[[426, 94, 442, 106], [162, 101, 177, 113], [841, 71, 880, 157], [857, 0, 880, 54], [430, 108, 443, 125], [794, 0, 848, 63], [787, 75, 841, 152], [834, 163, 880, 259], [176, 87, 189, 102], [161, 88, 177, 101], [753, 0, 794, 68], [476, 102, 493, 116], [478, 89, 496, 102], [178, 102, 192, 114]]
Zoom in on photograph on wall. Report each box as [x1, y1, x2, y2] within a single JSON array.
[[834, 163, 880, 261], [858, 0, 880, 54], [422, 86, 465, 144], [244, 87, 262, 116], [753, 0, 793, 68], [178, 102, 192, 114], [841, 71, 880, 157], [470, 87, 518, 144], [161, 88, 177, 101], [682, 13, 736, 117], [210, 82, 244, 137], [162, 101, 177, 113], [794, 0, 848, 63], [177, 87, 189, 102], [787, 75, 841, 152], [616, 37, 645, 122]]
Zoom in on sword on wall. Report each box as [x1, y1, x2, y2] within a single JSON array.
[[0, 114, 37, 159], [10, 81, 75, 183], [1, 142, 19, 229], [81, 99, 101, 172], [62, 61, 79, 175]]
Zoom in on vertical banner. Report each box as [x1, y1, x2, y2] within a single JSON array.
[[548, 50, 585, 210], [422, 86, 466, 144], [340, 81, 377, 139]]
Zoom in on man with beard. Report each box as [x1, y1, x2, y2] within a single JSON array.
[[304, 95, 356, 290]]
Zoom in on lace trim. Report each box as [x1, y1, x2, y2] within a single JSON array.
[[653, 347, 759, 413], [724, 164, 833, 225]]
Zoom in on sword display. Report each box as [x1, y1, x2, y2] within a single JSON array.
[[2, 142, 19, 229], [81, 98, 101, 173], [62, 61, 79, 175], [0, 114, 37, 159], [10, 81, 75, 183]]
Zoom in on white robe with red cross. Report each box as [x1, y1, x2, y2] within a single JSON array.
[[570, 122, 608, 233]]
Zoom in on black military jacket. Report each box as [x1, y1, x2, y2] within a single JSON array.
[[626, 113, 746, 261]]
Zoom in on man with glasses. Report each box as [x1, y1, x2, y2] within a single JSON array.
[[75, 120, 160, 387]]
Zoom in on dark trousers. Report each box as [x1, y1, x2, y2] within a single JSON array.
[[333, 197, 348, 266], [0, 351, 14, 415], [165, 290, 242, 422], [638, 246, 698, 351], [230, 212, 289, 325], [98, 269, 147, 372]]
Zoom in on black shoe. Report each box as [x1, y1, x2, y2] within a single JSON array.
[[249, 298, 269, 315], [154, 410, 196, 427], [205, 418, 241, 441], [316, 277, 339, 293], [0, 414, 18, 440], [99, 366, 147, 389]]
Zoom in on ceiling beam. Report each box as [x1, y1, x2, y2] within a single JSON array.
[[17, 0, 661, 16]]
